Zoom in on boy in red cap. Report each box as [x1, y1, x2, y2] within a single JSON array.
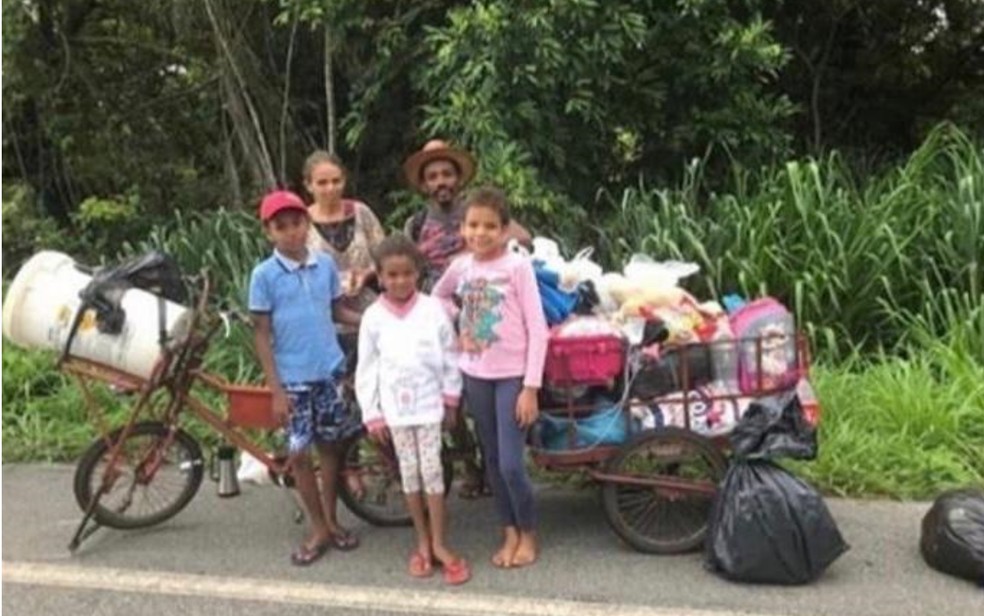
[[249, 190, 363, 565]]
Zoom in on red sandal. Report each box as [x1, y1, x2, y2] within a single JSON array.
[[441, 558, 471, 585]]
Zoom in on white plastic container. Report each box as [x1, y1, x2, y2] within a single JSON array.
[[2, 251, 191, 379]]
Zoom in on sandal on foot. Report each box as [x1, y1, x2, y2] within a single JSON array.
[[408, 552, 434, 578], [290, 541, 329, 566], [442, 559, 472, 585], [327, 529, 360, 552]]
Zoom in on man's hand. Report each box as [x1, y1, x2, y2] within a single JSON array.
[[515, 387, 539, 429]]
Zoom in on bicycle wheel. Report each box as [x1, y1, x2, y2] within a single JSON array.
[[601, 427, 726, 554], [337, 433, 453, 527], [73, 421, 205, 530]]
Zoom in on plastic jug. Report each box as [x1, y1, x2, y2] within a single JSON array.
[[2, 251, 191, 379]]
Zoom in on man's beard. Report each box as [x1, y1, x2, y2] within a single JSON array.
[[431, 186, 456, 207]]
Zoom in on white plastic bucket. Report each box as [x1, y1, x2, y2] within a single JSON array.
[[2, 251, 191, 379]]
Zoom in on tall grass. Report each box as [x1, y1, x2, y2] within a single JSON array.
[[798, 340, 984, 498], [596, 123, 983, 361]]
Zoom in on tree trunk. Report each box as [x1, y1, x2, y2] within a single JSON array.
[[324, 25, 336, 155]]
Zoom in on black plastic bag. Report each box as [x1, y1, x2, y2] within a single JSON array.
[[730, 391, 817, 461], [89, 251, 186, 304], [80, 251, 185, 332], [705, 460, 849, 584], [920, 488, 984, 584]]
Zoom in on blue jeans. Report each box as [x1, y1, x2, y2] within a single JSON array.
[[463, 375, 537, 531]]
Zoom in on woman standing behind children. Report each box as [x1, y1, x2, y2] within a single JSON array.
[[432, 186, 549, 568], [355, 234, 472, 585], [304, 151, 386, 324]]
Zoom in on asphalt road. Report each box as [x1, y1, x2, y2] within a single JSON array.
[[2, 464, 981, 615]]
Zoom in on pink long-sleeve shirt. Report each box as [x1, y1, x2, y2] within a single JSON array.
[[433, 250, 549, 388]]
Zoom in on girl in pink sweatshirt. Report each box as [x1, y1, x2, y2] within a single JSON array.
[[432, 186, 549, 568]]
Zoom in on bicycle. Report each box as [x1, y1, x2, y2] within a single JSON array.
[[61, 269, 486, 550]]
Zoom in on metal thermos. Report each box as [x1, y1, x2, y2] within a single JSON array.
[[216, 446, 240, 498]]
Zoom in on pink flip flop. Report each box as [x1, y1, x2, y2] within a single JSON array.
[[441, 558, 472, 585]]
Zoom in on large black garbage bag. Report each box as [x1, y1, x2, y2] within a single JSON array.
[[920, 488, 984, 583], [730, 391, 817, 461], [706, 460, 849, 584]]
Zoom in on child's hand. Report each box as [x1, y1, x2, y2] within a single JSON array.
[[345, 270, 360, 296], [368, 424, 390, 443], [272, 388, 291, 426], [515, 387, 539, 429], [458, 333, 479, 354], [443, 405, 460, 431]]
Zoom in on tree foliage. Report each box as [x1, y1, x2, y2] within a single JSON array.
[[419, 0, 794, 213], [764, 0, 984, 154], [2, 0, 982, 264]]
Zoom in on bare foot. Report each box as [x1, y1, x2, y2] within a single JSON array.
[[510, 532, 537, 568], [491, 527, 519, 568], [416, 540, 433, 564], [303, 530, 332, 552]]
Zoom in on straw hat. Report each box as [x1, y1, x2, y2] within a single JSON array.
[[402, 139, 477, 192]]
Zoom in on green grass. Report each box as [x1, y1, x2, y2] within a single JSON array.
[[1, 346, 127, 461], [795, 351, 984, 499], [0, 337, 263, 463]]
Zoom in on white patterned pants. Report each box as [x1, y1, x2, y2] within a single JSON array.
[[390, 423, 444, 495]]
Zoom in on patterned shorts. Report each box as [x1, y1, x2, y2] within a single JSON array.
[[284, 380, 362, 453]]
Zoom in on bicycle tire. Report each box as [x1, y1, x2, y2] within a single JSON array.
[[73, 421, 205, 530], [337, 433, 453, 527], [601, 427, 726, 554]]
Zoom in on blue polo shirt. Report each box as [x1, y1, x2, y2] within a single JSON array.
[[248, 249, 344, 383]]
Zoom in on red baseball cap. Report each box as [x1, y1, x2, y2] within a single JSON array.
[[259, 190, 308, 222]]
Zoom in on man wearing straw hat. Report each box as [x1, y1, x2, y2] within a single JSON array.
[[402, 139, 530, 291]]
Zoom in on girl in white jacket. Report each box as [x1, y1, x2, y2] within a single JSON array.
[[355, 234, 470, 585]]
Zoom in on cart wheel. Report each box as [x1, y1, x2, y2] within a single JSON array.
[[337, 433, 453, 527], [601, 427, 726, 554], [73, 421, 205, 530]]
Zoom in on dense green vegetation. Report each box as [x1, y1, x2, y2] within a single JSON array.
[[4, 0, 983, 269], [3, 1, 982, 498]]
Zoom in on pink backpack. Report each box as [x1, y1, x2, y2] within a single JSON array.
[[729, 297, 800, 394]]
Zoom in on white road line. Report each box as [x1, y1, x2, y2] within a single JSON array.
[[2, 560, 760, 616]]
